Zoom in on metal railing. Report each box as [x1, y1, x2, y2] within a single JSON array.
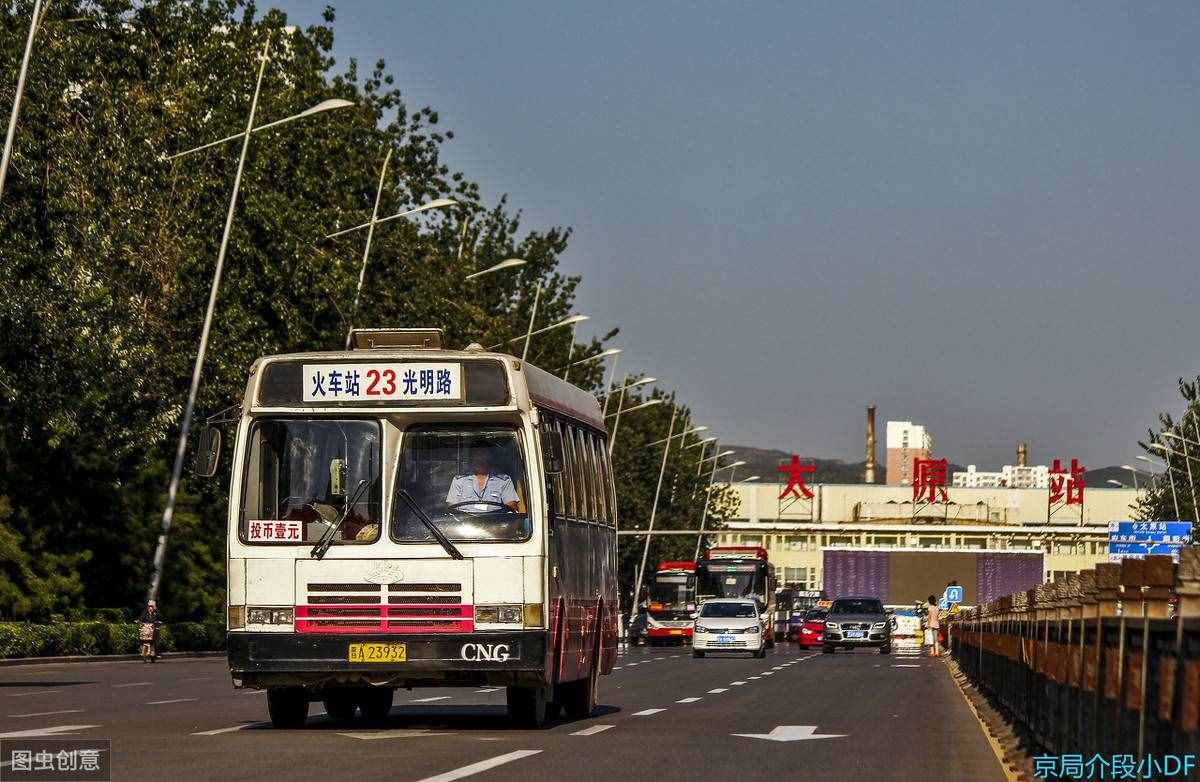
[[948, 547, 1199, 764]]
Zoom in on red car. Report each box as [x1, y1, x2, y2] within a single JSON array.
[[795, 609, 826, 648]]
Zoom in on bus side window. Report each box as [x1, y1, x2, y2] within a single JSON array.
[[571, 426, 591, 521], [590, 434, 609, 525], [578, 429, 597, 522], [601, 438, 617, 526], [561, 422, 578, 519]]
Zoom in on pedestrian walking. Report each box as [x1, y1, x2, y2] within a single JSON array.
[[138, 601, 160, 663], [924, 594, 940, 657]]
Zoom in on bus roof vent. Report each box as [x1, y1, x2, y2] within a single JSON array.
[[349, 328, 445, 350]]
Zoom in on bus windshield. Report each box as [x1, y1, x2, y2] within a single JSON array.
[[391, 426, 531, 543], [698, 564, 766, 606], [240, 418, 382, 544], [648, 574, 694, 611]]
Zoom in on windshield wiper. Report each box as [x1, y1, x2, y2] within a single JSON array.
[[310, 479, 370, 560], [396, 489, 464, 560]]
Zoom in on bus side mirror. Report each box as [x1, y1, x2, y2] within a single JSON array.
[[193, 426, 222, 478], [541, 428, 564, 474]]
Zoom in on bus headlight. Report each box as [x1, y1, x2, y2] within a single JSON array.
[[228, 605, 245, 629], [523, 603, 544, 628], [475, 605, 522, 624], [248, 607, 294, 625]]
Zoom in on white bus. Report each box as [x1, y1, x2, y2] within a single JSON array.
[[195, 328, 619, 728]]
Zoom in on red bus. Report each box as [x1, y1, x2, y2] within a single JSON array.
[[644, 561, 696, 644]]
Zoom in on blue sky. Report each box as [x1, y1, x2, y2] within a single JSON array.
[[274, 1, 1200, 469]]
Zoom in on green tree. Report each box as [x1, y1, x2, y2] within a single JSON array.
[[1133, 376, 1200, 533], [0, 0, 705, 624]]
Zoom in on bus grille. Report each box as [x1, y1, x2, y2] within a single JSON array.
[[296, 582, 472, 634]]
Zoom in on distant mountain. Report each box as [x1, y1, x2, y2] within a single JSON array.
[[1086, 465, 1154, 490], [724, 445, 914, 485], [724, 444, 1143, 489]]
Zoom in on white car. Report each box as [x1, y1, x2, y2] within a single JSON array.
[[692, 599, 766, 658]]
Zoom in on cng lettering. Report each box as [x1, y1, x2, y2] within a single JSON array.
[[460, 643, 512, 662]]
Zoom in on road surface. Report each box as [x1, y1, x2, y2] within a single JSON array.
[[0, 640, 1005, 781]]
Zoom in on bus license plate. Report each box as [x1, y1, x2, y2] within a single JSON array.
[[847, 631, 865, 639], [348, 643, 406, 663], [669, 629, 682, 636]]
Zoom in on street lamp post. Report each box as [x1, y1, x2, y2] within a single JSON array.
[[605, 379, 659, 456], [630, 405, 677, 615], [487, 314, 589, 354], [326, 187, 459, 347], [1159, 433, 1200, 523], [1121, 465, 1140, 492], [0, 0, 44, 199], [463, 257, 526, 281], [146, 34, 353, 607], [521, 281, 542, 362], [600, 352, 621, 419], [1137, 454, 1180, 520], [693, 451, 736, 560], [563, 348, 621, 376]]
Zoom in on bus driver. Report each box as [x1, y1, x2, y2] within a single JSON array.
[[446, 445, 521, 513]]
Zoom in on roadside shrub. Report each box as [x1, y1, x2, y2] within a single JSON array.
[[0, 621, 223, 657]]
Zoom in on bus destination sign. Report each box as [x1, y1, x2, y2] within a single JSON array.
[[302, 363, 463, 403]]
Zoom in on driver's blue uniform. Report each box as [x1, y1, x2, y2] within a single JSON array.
[[446, 473, 519, 511]]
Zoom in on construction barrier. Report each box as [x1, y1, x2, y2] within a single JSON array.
[[948, 547, 1200, 763]]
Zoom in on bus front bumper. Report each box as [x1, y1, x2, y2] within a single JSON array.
[[228, 631, 548, 689]]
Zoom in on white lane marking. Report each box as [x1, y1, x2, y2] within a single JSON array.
[[761, 671, 775, 676], [0, 725, 99, 738], [892, 665, 920, 668], [113, 682, 152, 688], [748, 676, 762, 680], [9, 709, 84, 719], [6, 691, 57, 698], [475, 688, 501, 694], [613, 666, 623, 670], [571, 724, 615, 736], [192, 721, 271, 736], [731, 681, 747, 686], [241, 690, 268, 695], [415, 749, 543, 782], [707, 688, 727, 694], [411, 696, 451, 703], [632, 708, 665, 716], [676, 697, 702, 703], [147, 698, 198, 705]]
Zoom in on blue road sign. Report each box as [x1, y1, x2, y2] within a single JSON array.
[[1107, 542, 1180, 556], [937, 597, 949, 611], [1104, 522, 1190, 551], [944, 585, 964, 604]]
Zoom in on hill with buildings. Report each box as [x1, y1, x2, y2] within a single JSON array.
[[723, 444, 1143, 490]]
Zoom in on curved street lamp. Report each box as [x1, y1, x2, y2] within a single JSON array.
[[465, 257, 526, 281], [148, 33, 354, 608]]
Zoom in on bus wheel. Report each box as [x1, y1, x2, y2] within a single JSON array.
[[267, 687, 309, 729], [506, 686, 552, 728], [357, 688, 394, 725], [322, 690, 357, 723], [560, 658, 599, 720]]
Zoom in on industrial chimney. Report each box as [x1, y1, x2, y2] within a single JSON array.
[[864, 406, 877, 483], [1017, 442, 1028, 467]]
